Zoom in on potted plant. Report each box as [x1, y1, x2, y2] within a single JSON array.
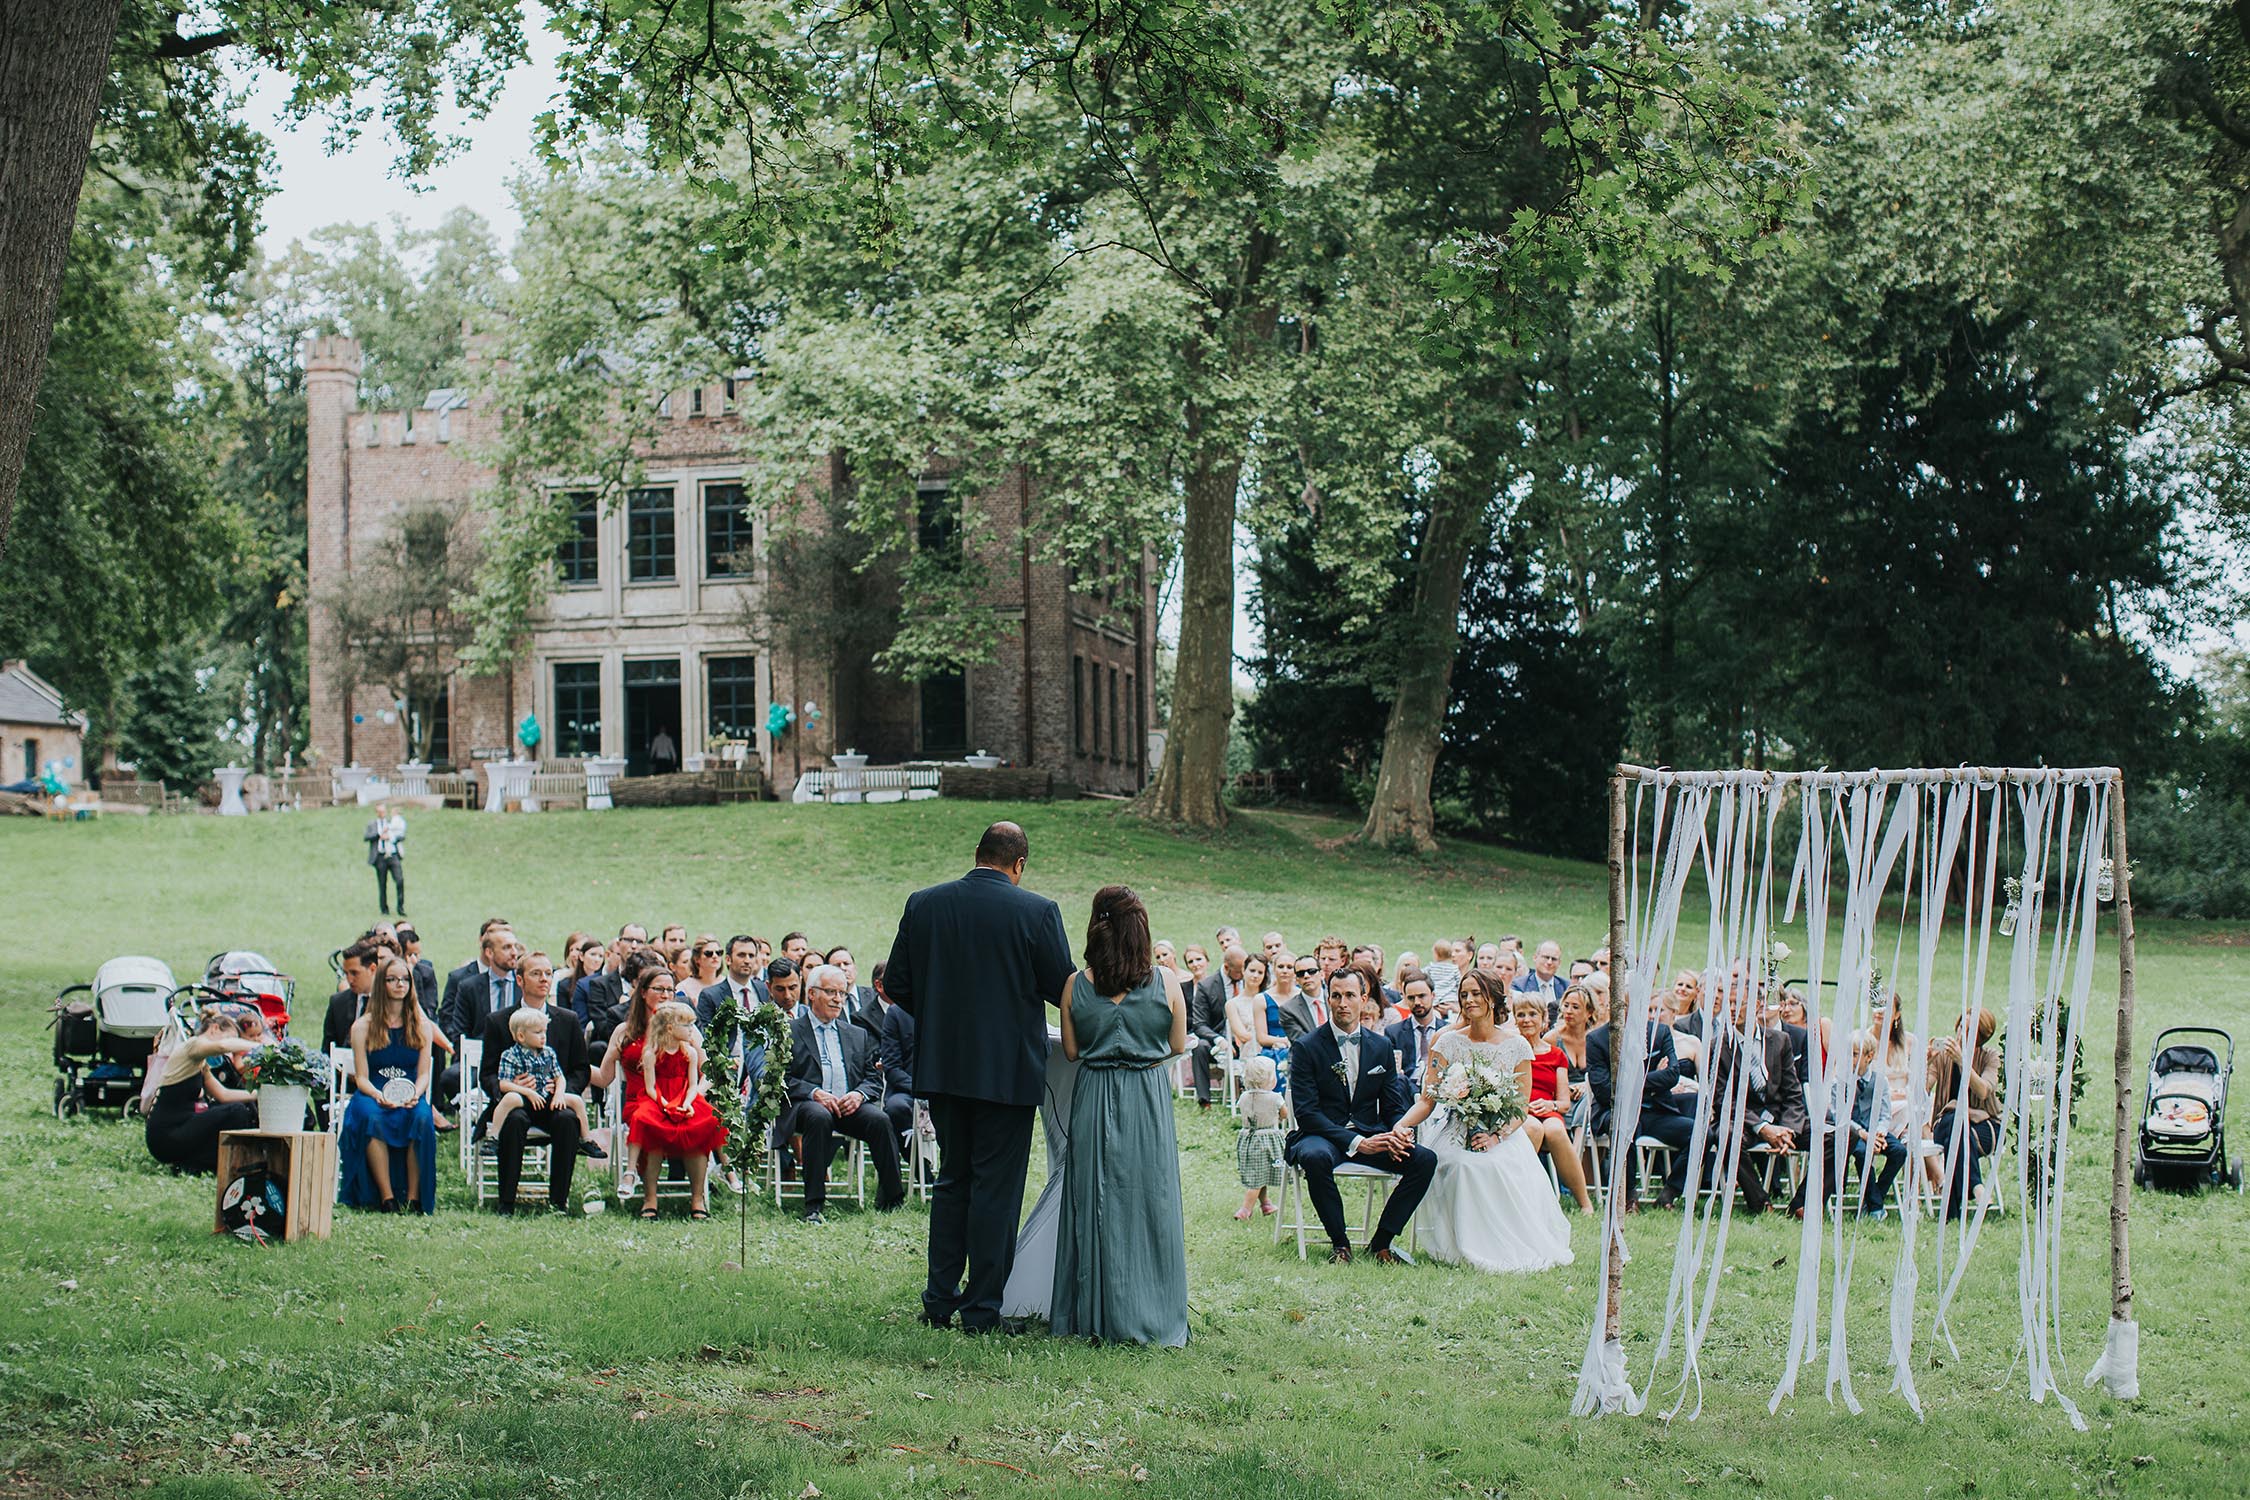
[[240, 1039, 332, 1133]]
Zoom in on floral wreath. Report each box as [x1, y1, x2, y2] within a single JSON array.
[[701, 989, 794, 1182]]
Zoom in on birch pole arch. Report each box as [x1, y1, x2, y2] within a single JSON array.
[[1575, 765, 2139, 1422]]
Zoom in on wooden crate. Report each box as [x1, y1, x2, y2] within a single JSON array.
[[214, 1130, 337, 1243]]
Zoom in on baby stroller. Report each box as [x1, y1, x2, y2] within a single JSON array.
[[2135, 1026, 2240, 1192], [50, 957, 176, 1119], [204, 950, 295, 1035]]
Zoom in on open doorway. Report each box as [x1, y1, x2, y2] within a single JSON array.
[[624, 658, 681, 776], [919, 669, 967, 759]]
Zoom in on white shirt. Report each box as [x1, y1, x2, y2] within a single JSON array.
[[1332, 1023, 1372, 1158]]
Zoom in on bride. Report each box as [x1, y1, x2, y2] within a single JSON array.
[[1396, 968, 1574, 1274]]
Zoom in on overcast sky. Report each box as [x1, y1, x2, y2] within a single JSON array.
[[239, 13, 564, 260]]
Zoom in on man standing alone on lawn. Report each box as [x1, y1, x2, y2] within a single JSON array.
[[365, 801, 407, 917], [884, 822, 1075, 1333]]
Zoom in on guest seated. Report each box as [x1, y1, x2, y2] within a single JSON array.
[[339, 957, 438, 1213], [1586, 1004, 1694, 1208], [1513, 994, 1594, 1212], [774, 964, 905, 1222], [587, 964, 679, 1196], [627, 999, 729, 1218], [1835, 1028, 1907, 1218], [1927, 1007, 2001, 1220], [1548, 984, 1594, 1126], [1282, 964, 1433, 1264], [1385, 970, 1442, 1089], [144, 1009, 258, 1174], [880, 997, 918, 1141], [1698, 973, 1810, 1216], [321, 939, 379, 1053], [1665, 969, 1706, 1036]]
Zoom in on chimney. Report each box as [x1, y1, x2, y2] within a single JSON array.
[[304, 335, 362, 769]]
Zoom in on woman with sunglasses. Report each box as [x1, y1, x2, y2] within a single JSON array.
[[678, 935, 724, 1005]]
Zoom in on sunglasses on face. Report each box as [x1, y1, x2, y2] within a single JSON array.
[[1295, 967, 1317, 977]]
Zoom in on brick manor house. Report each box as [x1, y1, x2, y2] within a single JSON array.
[[305, 335, 1155, 796]]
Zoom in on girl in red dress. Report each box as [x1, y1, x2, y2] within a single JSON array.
[[587, 965, 677, 1200], [629, 1000, 728, 1218]]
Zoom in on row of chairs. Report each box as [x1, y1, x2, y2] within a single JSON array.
[[323, 1039, 935, 1211]]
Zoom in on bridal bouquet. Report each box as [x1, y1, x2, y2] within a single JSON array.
[[1433, 1057, 1524, 1149]]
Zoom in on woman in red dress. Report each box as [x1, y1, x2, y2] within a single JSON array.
[[1513, 994, 1594, 1213], [587, 965, 676, 1198], [628, 1000, 728, 1218]]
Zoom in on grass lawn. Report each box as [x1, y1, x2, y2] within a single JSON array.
[[0, 800, 2243, 1499]]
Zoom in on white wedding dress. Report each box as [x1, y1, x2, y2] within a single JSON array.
[[1415, 1028, 1575, 1275]]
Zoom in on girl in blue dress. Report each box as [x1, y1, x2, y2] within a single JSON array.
[[339, 956, 438, 1213]]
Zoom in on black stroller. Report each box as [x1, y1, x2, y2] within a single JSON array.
[[50, 956, 176, 1118], [2135, 1026, 2240, 1191]]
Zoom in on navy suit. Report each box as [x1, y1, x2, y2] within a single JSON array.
[[1385, 1015, 1443, 1088], [884, 865, 1076, 1330], [695, 975, 770, 1087], [1284, 1025, 1435, 1254], [879, 1005, 918, 1137], [1587, 1019, 1695, 1201]]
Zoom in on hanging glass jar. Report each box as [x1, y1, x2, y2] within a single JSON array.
[[2000, 875, 2026, 937], [2095, 857, 2116, 904]]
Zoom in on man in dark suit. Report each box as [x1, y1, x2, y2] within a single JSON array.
[[883, 821, 1075, 1332], [439, 928, 521, 1104], [1587, 1013, 1696, 1207], [576, 922, 648, 1051], [439, 917, 511, 1033], [1701, 981, 1810, 1216], [1283, 965, 1434, 1265], [774, 964, 905, 1221], [322, 940, 380, 1053], [879, 1000, 918, 1140], [1383, 970, 1441, 1088], [475, 950, 596, 1213], [1271, 954, 1321, 1040], [1185, 950, 1236, 1109]]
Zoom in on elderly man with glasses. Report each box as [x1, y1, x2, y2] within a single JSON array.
[[775, 963, 905, 1223]]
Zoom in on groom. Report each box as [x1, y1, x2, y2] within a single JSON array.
[[1285, 963, 1435, 1265], [883, 822, 1075, 1332]]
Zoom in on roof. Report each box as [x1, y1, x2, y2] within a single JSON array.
[[0, 661, 88, 730]]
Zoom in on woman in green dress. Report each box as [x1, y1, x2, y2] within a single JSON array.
[[1052, 885, 1191, 1347]]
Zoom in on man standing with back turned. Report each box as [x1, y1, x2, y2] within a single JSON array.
[[884, 821, 1075, 1333]]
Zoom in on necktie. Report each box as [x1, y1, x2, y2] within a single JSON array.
[[1342, 1032, 1359, 1094], [495, 975, 512, 1011], [1748, 1029, 1768, 1095], [1416, 1025, 1432, 1075], [820, 1024, 844, 1096]]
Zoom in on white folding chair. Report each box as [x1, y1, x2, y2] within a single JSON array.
[[463, 1036, 557, 1208], [1272, 1161, 1414, 1259], [906, 1101, 938, 1203], [769, 1134, 867, 1209], [327, 1045, 353, 1203]]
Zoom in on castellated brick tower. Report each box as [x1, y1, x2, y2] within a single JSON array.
[[304, 336, 362, 770]]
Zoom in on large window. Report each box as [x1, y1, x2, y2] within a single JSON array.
[[626, 486, 676, 582], [916, 481, 960, 565], [1108, 665, 1120, 761], [1072, 656, 1086, 756], [704, 483, 752, 577], [552, 662, 602, 758], [707, 655, 759, 742], [556, 491, 598, 586], [1125, 672, 1137, 766]]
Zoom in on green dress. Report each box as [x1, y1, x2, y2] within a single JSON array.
[[1051, 968, 1189, 1347]]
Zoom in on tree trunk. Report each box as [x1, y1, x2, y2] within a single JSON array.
[[1140, 403, 1240, 828], [0, 0, 124, 558], [1359, 474, 1489, 852]]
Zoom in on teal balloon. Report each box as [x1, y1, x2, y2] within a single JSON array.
[[518, 713, 542, 749], [765, 701, 793, 737]]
